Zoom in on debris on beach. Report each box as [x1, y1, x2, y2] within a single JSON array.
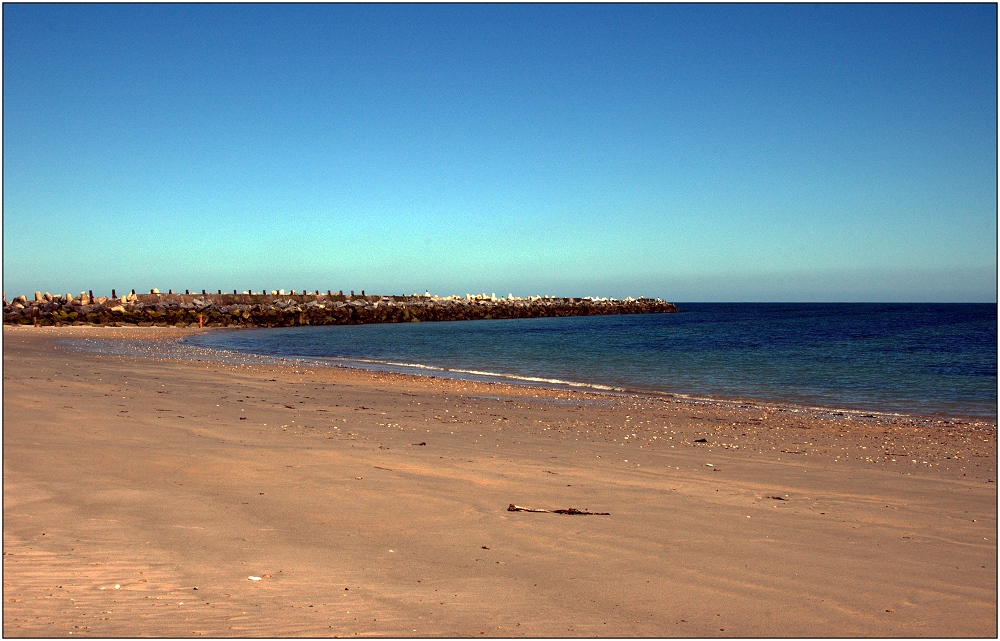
[[507, 504, 549, 512], [248, 576, 262, 581], [694, 438, 708, 443], [767, 495, 787, 500], [507, 504, 610, 515], [412, 442, 427, 446]]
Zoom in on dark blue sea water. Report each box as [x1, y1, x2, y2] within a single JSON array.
[[182, 303, 997, 420]]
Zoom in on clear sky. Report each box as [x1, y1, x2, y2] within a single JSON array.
[[3, 3, 996, 302]]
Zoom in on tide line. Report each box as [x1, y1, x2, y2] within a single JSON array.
[[312, 355, 623, 391]]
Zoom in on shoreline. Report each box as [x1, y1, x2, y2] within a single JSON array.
[[45, 323, 998, 427], [4, 324, 996, 637]]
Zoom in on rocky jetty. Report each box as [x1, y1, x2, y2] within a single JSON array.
[[3, 290, 679, 328]]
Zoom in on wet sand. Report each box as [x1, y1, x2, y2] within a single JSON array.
[[3, 325, 996, 637]]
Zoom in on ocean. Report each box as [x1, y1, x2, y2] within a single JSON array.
[[181, 303, 997, 420]]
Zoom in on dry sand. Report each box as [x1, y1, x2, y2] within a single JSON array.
[[3, 325, 996, 637]]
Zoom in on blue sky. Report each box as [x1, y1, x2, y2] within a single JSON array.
[[3, 4, 996, 301]]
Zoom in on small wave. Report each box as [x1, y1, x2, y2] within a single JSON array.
[[446, 367, 621, 391], [348, 358, 450, 372], [310, 355, 623, 392]]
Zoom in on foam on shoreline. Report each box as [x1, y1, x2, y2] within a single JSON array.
[[55, 329, 996, 429]]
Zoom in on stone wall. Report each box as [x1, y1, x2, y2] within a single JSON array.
[[3, 292, 680, 328]]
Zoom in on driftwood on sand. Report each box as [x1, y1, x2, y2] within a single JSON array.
[[508, 504, 610, 515]]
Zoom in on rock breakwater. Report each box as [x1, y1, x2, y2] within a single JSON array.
[[4, 291, 679, 328]]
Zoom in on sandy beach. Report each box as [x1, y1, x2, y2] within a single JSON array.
[[3, 325, 996, 637]]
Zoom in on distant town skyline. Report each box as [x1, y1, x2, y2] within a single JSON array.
[[3, 4, 996, 302]]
